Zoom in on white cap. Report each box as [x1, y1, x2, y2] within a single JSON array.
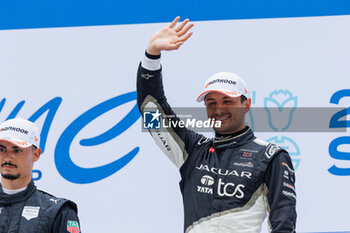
[[0, 118, 40, 148], [197, 72, 249, 102]]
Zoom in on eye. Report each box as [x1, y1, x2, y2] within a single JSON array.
[[206, 102, 216, 107], [0, 148, 5, 152], [14, 149, 23, 153]]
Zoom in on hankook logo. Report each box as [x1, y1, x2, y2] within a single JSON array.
[[205, 79, 237, 88], [0, 126, 29, 135]]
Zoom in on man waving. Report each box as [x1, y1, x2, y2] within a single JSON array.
[[137, 17, 296, 233]]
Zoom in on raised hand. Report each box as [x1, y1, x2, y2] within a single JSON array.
[[147, 17, 194, 55]]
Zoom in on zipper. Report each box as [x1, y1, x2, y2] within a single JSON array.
[[6, 204, 13, 233]]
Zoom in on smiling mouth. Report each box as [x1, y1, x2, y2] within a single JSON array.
[[2, 165, 16, 169], [215, 116, 230, 121]]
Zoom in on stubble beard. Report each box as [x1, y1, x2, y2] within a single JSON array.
[[1, 172, 20, 180]]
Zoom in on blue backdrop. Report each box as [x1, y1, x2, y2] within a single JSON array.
[[1, 0, 350, 30]]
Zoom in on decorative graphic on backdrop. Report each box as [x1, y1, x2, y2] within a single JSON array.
[[264, 90, 300, 170], [264, 90, 297, 131]]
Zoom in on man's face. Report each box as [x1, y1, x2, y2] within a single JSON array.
[[0, 141, 40, 181], [205, 92, 251, 135]]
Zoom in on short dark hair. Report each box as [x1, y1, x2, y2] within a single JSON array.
[[240, 95, 247, 103], [32, 145, 38, 151]]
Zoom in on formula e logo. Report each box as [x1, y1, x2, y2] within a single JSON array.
[[218, 178, 245, 198], [197, 175, 214, 194], [143, 110, 161, 129]]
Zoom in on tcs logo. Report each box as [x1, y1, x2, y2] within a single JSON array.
[[217, 178, 245, 198]]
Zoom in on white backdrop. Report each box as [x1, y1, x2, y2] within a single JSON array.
[[0, 15, 350, 232]]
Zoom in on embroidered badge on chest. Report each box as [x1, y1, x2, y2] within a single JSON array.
[[22, 206, 40, 220]]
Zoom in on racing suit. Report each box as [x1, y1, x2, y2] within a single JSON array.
[[0, 180, 81, 233], [137, 52, 297, 233]]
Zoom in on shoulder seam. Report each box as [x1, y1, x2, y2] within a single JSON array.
[[253, 138, 269, 147]]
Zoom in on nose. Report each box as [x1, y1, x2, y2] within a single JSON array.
[[213, 102, 226, 115]]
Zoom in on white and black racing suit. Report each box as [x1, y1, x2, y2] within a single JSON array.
[[137, 52, 297, 233], [0, 180, 80, 233]]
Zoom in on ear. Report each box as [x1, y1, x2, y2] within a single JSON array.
[[33, 148, 42, 162], [243, 98, 251, 114]]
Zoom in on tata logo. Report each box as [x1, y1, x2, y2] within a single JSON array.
[[1, 91, 140, 184], [201, 175, 214, 186], [197, 175, 214, 194]]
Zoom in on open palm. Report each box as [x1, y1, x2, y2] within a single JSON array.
[[147, 17, 194, 55]]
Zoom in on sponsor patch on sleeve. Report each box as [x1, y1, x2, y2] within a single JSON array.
[[282, 190, 297, 200], [67, 220, 80, 233], [265, 143, 281, 159]]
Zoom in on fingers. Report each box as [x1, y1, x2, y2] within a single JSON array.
[[169, 16, 180, 28], [178, 23, 194, 37], [179, 31, 193, 43], [170, 42, 184, 50], [167, 16, 194, 50], [174, 18, 190, 32]]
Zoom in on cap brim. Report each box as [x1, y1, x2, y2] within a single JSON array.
[[196, 90, 242, 102], [0, 138, 33, 148]]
